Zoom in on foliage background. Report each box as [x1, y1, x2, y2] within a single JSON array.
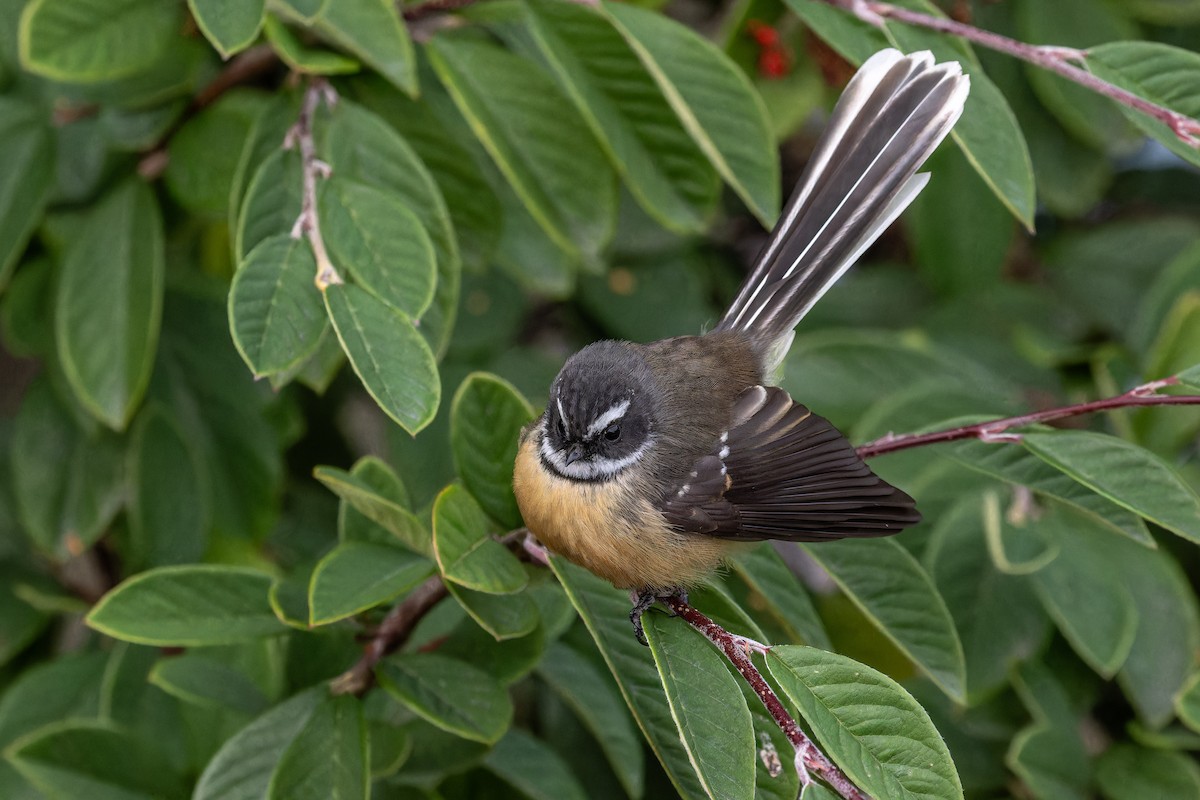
[[2, 0, 1200, 798]]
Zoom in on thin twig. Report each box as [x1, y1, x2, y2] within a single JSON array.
[[331, 576, 450, 696], [821, 0, 1200, 146], [857, 377, 1200, 459], [662, 597, 870, 800], [284, 78, 343, 289]]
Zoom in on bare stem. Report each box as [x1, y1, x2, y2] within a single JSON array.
[[284, 78, 343, 290], [331, 576, 450, 696], [857, 377, 1200, 459], [820, 0, 1200, 147], [662, 597, 871, 800]]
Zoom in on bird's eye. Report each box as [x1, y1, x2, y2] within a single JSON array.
[[556, 416, 567, 439], [603, 423, 621, 442]]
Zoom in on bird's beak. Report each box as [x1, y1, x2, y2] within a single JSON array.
[[564, 443, 585, 466]]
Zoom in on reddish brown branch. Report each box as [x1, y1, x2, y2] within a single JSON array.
[[662, 597, 870, 800], [331, 576, 449, 696], [857, 378, 1200, 459], [819, 0, 1200, 146]]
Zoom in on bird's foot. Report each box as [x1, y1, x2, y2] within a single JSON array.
[[628, 587, 688, 646]]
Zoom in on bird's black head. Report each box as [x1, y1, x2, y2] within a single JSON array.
[[540, 341, 657, 481]]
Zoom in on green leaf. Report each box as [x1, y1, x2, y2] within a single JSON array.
[[274, 0, 329, 23], [1023, 429, 1200, 545], [0, 99, 54, 294], [19, 0, 180, 81], [269, 693, 368, 800], [438, 613, 546, 686], [729, 544, 831, 649], [189, 0, 265, 58], [549, 555, 709, 800], [149, 654, 270, 715], [1120, 0, 1200, 23], [333, 457, 413, 542], [521, 0, 718, 233], [324, 282, 440, 435], [0, 652, 106, 749], [7, 721, 188, 800], [450, 372, 534, 530], [446, 582, 538, 641], [483, 728, 589, 800], [1087, 42, 1200, 169], [165, 89, 266, 217], [801, 538, 967, 702], [86, 565, 286, 646], [603, 1, 778, 227], [1028, 506, 1138, 678], [1177, 671, 1200, 733], [314, 464, 429, 553], [0, 567, 50, 669], [767, 645, 964, 800], [536, 640, 645, 799], [377, 652, 513, 744], [946, 436, 1153, 546], [308, 542, 435, 625], [322, 99, 461, 356], [432, 484, 527, 593], [56, 179, 164, 430], [194, 688, 324, 800], [236, 147, 303, 261], [127, 406, 209, 569], [1007, 662, 1091, 800], [643, 614, 755, 800], [428, 32, 616, 263], [1096, 743, 1200, 800], [319, 179, 436, 319], [230, 233, 326, 377], [263, 14, 359, 75], [313, 0, 415, 95]]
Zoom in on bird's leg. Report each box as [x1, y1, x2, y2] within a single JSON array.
[[628, 587, 688, 646]]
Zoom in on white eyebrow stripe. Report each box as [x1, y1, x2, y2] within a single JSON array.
[[585, 399, 630, 438], [556, 393, 569, 436]]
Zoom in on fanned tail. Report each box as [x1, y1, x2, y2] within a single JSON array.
[[716, 49, 970, 372]]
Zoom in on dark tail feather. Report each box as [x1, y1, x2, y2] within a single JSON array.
[[716, 49, 969, 372]]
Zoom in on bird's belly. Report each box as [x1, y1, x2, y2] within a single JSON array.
[[513, 437, 732, 589]]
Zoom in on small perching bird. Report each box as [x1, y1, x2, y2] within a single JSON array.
[[513, 49, 971, 634]]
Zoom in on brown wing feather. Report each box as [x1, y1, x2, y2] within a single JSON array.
[[660, 386, 920, 541]]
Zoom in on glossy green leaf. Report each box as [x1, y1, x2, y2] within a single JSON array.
[[263, 14, 359, 75], [946, 436, 1153, 546], [644, 614, 755, 800], [801, 538, 967, 702], [1176, 671, 1200, 732], [1087, 42, 1200, 169], [1023, 429, 1200, 544], [334, 456, 413, 542], [428, 32, 616, 263], [603, 1, 777, 226], [432, 484, 527, 594], [319, 179, 436, 319], [438, 613, 545, 686], [536, 640, 645, 799], [189, 0, 265, 58], [0, 98, 54, 293], [7, 721, 188, 800], [730, 544, 831, 649], [446, 582, 538, 641], [149, 654, 270, 715], [230, 233, 326, 377], [269, 693, 368, 800], [194, 688, 323, 800], [549, 555, 709, 800], [768, 645, 963, 800], [324, 282, 440, 435], [56, 179, 163, 430], [377, 652, 512, 744], [127, 406, 209, 569], [236, 145, 303, 260], [165, 89, 265, 217], [322, 99, 460, 355], [1096, 743, 1200, 800], [484, 728, 589, 800], [1008, 662, 1091, 800], [450, 372, 534, 529], [19, 0, 180, 80], [274, 0, 329, 23], [522, 0, 718, 233], [314, 464, 429, 553], [314, 0, 415, 95], [308, 541, 435, 625], [0, 652, 106, 748], [86, 566, 286, 646], [1029, 506, 1138, 678]]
